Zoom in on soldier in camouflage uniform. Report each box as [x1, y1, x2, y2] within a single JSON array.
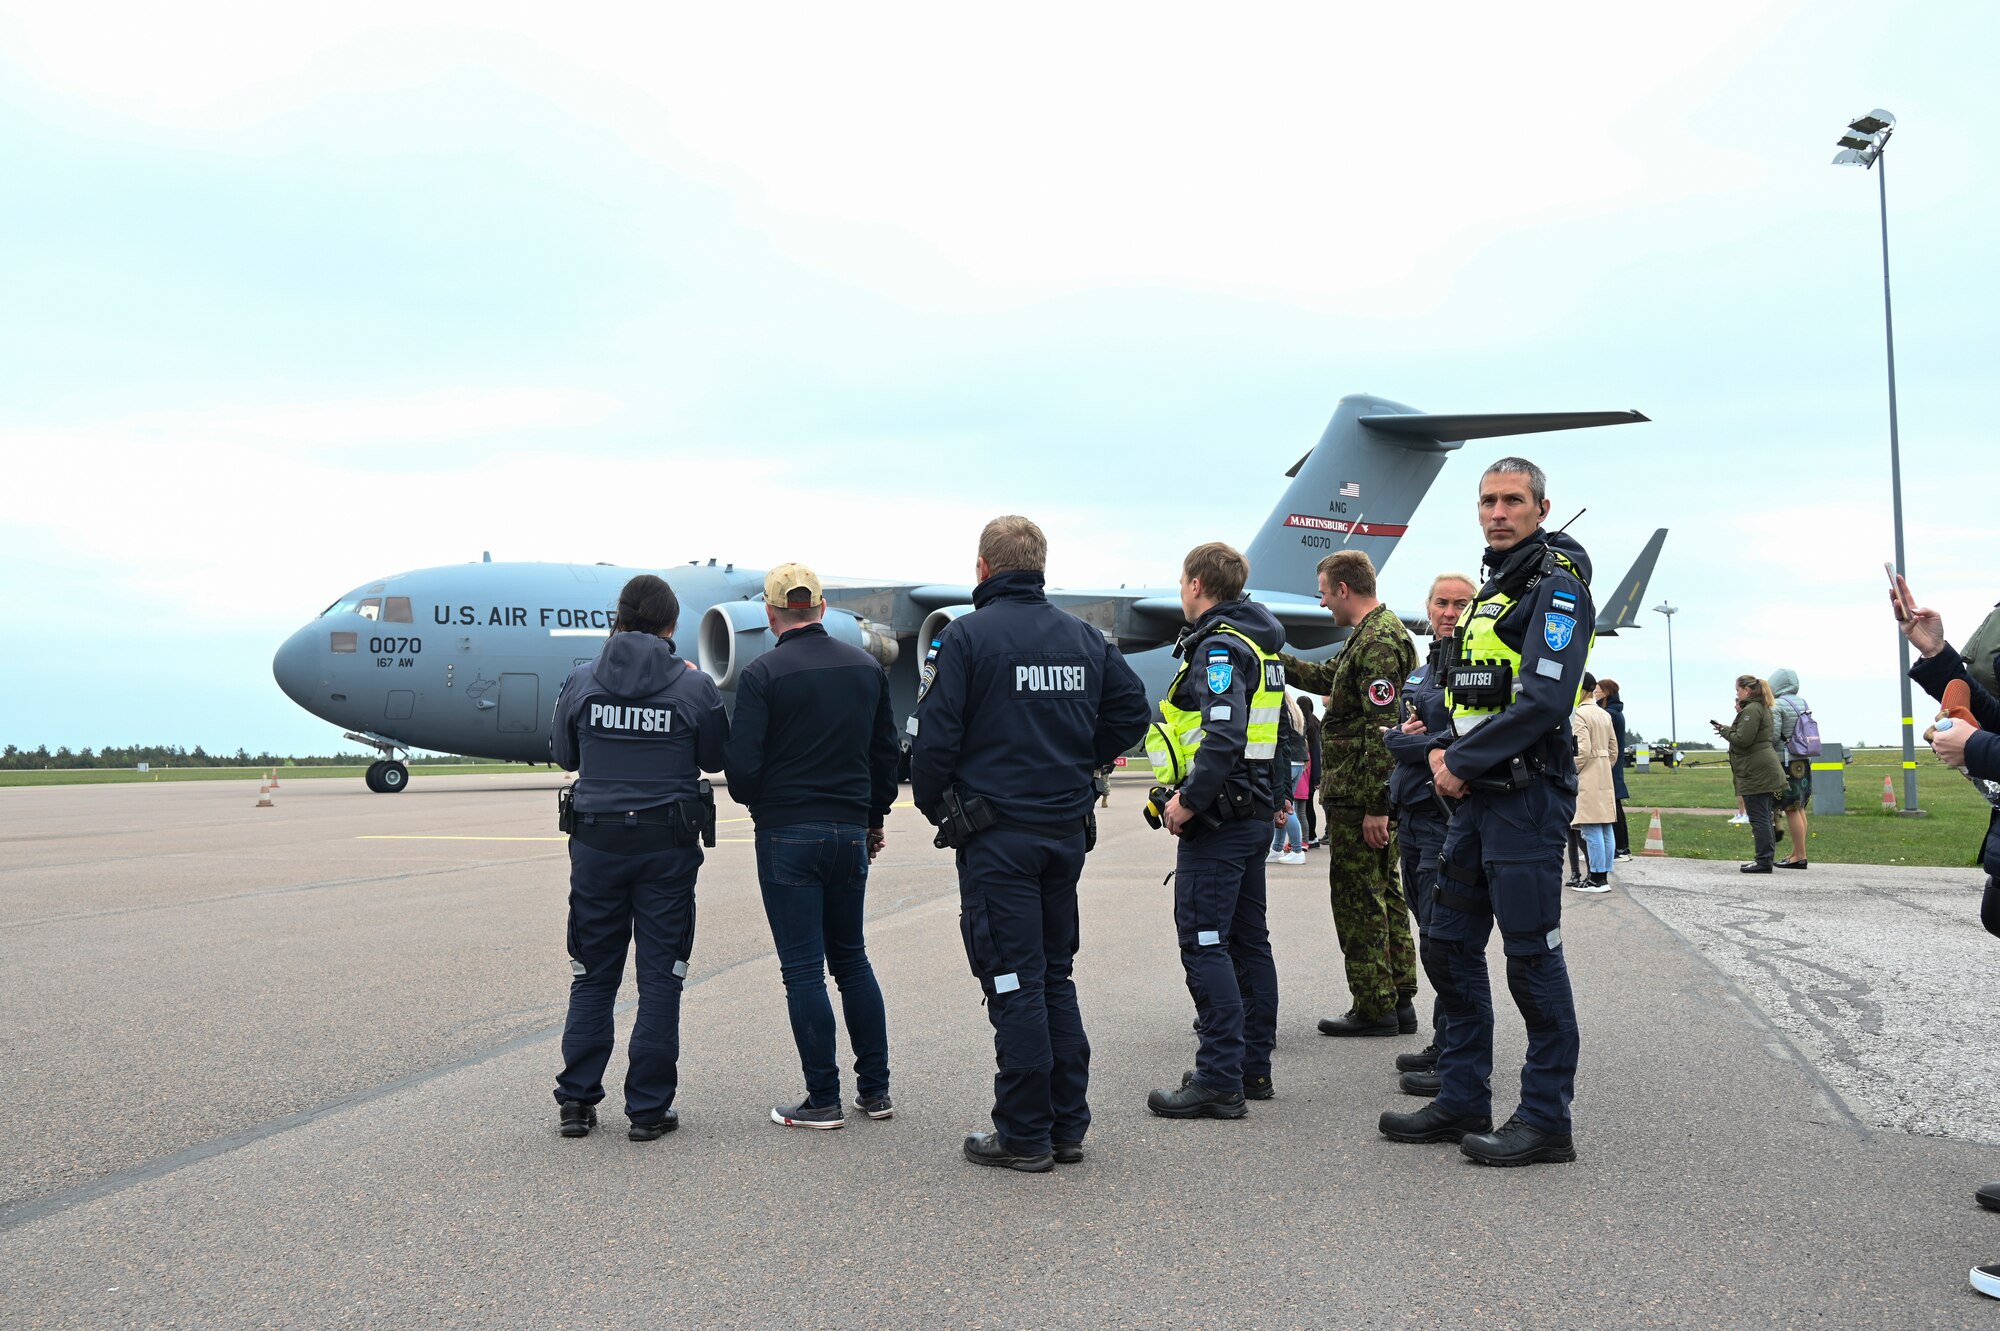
[[1278, 549, 1420, 1037]]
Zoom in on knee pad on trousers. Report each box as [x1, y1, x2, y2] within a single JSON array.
[[1420, 935, 1477, 1015], [1505, 953, 1555, 1032]]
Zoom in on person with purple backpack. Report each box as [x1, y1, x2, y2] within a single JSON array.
[[1769, 668, 1818, 869]]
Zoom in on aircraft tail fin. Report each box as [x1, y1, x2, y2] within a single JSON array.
[[1592, 528, 1668, 636], [1243, 396, 1648, 601]]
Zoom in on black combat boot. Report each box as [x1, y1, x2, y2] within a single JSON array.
[[963, 1131, 1054, 1172], [1146, 1071, 1248, 1119], [627, 1108, 680, 1142], [1459, 1114, 1576, 1166], [1318, 1008, 1399, 1037], [1243, 1073, 1275, 1101], [1052, 1142, 1085, 1164], [1398, 1069, 1441, 1097], [1395, 1043, 1440, 1073], [557, 1099, 597, 1138], [1378, 1101, 1492, 1144], [1395, 993, 1419, 1034]]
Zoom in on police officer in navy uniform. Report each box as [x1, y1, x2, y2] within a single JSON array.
[[1381, 571, 1477, 1097], [1146, 541, 1288, 1119], [550, 574, 728, 1142], [1379, 459, 1594, 1166], [910, 516, 1150, 1172]]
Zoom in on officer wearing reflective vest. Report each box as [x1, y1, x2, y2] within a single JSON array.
[[909, 516, 1150, 1173], [548, 574, 728, 1143], [1377, 458, 1595, 1168], [1145, 541, 1288, 1119], [1380, 571, 1477, 1096]]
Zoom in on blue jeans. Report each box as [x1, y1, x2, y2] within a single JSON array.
[[755, 823, 889, 1107], [1579, 823, 1614, 873]]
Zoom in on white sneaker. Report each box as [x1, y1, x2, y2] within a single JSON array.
[[1266, 851, 1284, 863], [1971, 1264, 2000, 1299], [1727, 814, 1749, 825], [1281, 851, 1305, 865]]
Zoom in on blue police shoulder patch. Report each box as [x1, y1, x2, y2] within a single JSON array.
[[1543, 613, 1577, 652], [1206, 660, 1234, 694]]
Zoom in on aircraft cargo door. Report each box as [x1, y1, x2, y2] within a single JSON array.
[[498, 673, 540, 734]]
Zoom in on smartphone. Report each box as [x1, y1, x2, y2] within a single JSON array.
[[1886, 562, 1915, 622]]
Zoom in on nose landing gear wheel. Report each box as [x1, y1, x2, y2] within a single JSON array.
[[364, 761, 386, 792], [377, 760, 409, 793]]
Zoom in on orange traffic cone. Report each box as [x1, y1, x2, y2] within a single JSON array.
[[267, 767, 280, 789], [255, 780, 275, 809], [1641, 809, 1666, 856], [1882, 775, 1895, 810]]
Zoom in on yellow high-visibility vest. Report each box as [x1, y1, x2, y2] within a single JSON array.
[[1146, 623, 1284, 784]]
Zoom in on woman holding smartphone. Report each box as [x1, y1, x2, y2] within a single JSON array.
[[1713, 675, 1786, 873]]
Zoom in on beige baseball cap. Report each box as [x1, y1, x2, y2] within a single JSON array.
[[764, 562, 824, 609]]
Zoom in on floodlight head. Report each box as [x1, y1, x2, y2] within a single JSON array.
[[1849, 109, 1896, 135], [1837, 133, 1875, 151], [1652, 602, 1677, 616]]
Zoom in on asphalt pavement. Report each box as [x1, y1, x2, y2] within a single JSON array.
[[4, 775, 1999, 1328]]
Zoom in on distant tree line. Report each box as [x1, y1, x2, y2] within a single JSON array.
[[0, 744, 492, 769]]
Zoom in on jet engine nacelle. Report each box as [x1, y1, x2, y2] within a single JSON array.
[[917, 605, 976, 658], [699, 601, 901, 691]]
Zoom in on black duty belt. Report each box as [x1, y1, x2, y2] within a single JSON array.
[[995, 816, 1091, 840]]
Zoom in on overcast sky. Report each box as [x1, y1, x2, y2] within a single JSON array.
[[2, 0, 1996, 757]]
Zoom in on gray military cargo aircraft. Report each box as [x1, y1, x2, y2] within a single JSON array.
[[271, 394, 1663, 791]]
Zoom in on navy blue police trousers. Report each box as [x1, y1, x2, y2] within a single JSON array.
[[1174, 817, 1279, 1094], [555, 820, 701, 1125], [1398, 806, 1449, 1041], [955, 826, 1091, 1156], [1423, 779, 1580, 1134]]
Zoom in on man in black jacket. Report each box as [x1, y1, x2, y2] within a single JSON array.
[[725, 562, 901, 1130], [911, 516, 1151, 1172]]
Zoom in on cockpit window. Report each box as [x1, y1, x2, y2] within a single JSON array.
[[382, 596, 412, 624], [356, 598, 381, 621]]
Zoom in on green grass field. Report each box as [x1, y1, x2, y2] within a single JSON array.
[[1627, 747, 1990, 869], [0, 763, 544, 788]]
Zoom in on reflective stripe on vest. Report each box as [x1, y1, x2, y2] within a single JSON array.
[[1150, 623, 1283, 783]]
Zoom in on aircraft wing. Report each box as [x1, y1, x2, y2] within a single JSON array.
[[1593, 528, 1668, 637]]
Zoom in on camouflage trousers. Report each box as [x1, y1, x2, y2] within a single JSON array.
[[1321, 807, 1418, 1018]]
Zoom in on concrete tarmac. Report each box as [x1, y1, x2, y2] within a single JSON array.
[[4, 775, 1999, 1328]]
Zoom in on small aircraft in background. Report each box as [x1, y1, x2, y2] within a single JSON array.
[[272, 394, 1661, 791]]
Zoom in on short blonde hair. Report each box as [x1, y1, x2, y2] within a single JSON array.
[[1182, 542, 1249, 603], [1317, 549, 1376, 598], [1428, 572, 1477, 602], [978, 515, 1047, 574]]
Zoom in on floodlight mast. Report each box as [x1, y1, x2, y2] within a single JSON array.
[[1654, 601, 1678, 753], [1832, 109, 1920, 815]]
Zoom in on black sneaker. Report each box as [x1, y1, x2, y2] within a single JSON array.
[[1147, 1070, 1248, 1119], [1318, 1008, 1399, 1037], [1378, 1101, 1492, 1144], [1052, 1142, 1084, 1164], [1395, 998, 1419, 1034], [627, 1108, 680, 1142], [1977, 1182, 2000, 1212], [1398, 1069, 1441, 1097], [1459, 1114, 1576, 1166], [963, 1131, 1053, 1172], [557, 1099, 598, 1139], [856, 1093, 894, 1121], [770, 1098, 845, 1130], [1395, 1043, 1440, 1073], [1243, 1074, 1275, 1101]]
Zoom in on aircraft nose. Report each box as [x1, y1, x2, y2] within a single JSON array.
[[272, 625, 320, 708]]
